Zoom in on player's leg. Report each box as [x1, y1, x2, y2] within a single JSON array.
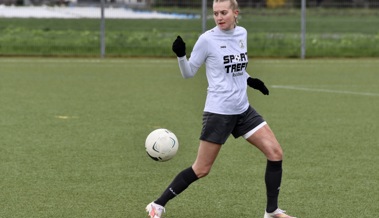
[[146, 164, 199, 218], [233, 106, 283, 213], [247, 124, 282, 211], [146, 140, 221, 218], [192, 140, 222, 178], [154, 140, 221, 205], [246, 124, 296, 218]]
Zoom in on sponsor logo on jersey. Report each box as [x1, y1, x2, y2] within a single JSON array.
[[223, 52, 248, 76]]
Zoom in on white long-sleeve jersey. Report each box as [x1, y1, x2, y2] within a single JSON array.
[[177, 26, 250, 115]]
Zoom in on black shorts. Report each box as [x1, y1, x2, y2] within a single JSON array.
[[199, 106, 266, 144]]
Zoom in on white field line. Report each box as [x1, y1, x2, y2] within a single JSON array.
[[272, 85, 379, 97]]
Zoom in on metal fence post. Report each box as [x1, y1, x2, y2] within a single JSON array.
[[202, 0, 207, 33], [301, 0, 306, 59], [100, 0, 105, 58]]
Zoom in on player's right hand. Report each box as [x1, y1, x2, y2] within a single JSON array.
[[247, 77, 270, 95], [172, 36, 186, 57]]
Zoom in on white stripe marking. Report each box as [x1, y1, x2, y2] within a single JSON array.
[[272, 85, 379, 97]]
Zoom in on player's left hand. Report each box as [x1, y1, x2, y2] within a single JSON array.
[[172, 36, 186, 57], [247, 77, 269, 95]]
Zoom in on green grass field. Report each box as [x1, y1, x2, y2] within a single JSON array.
[[0, 58, 378, 217]]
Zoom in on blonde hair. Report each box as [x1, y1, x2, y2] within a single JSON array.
[[213, 0, 239, 11]]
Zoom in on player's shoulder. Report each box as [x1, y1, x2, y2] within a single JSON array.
[[200, 27, 218, 38], [196, 27, 217, 44], [235, 26, 247, 34], [198, 26, 224, 42]]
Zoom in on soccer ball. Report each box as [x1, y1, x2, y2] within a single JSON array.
[[145, 128, 179, 162]]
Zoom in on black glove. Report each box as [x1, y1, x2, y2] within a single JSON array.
[[172, 36, 186, 57], [247, 77, 269, 95]]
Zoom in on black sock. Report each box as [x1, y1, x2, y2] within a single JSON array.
[[155, 166, 198, 207], [265, 160, 282, 213]]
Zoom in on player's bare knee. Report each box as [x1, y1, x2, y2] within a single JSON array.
[[274, 149, 283, 160], [266, 144, 283, 161]]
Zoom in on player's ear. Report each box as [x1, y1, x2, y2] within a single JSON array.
[[234, 10, 239, 23]]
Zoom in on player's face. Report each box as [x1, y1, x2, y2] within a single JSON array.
[[213, 1, 238, 31]]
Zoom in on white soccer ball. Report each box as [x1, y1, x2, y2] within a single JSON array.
[[145, 128, 179, 162]]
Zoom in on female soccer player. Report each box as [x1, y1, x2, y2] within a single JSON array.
[[146, 0, 296, 217]]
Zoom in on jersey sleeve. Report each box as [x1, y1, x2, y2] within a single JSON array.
[[177, 56, 195, 78], [177, 34, 208, 79]]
